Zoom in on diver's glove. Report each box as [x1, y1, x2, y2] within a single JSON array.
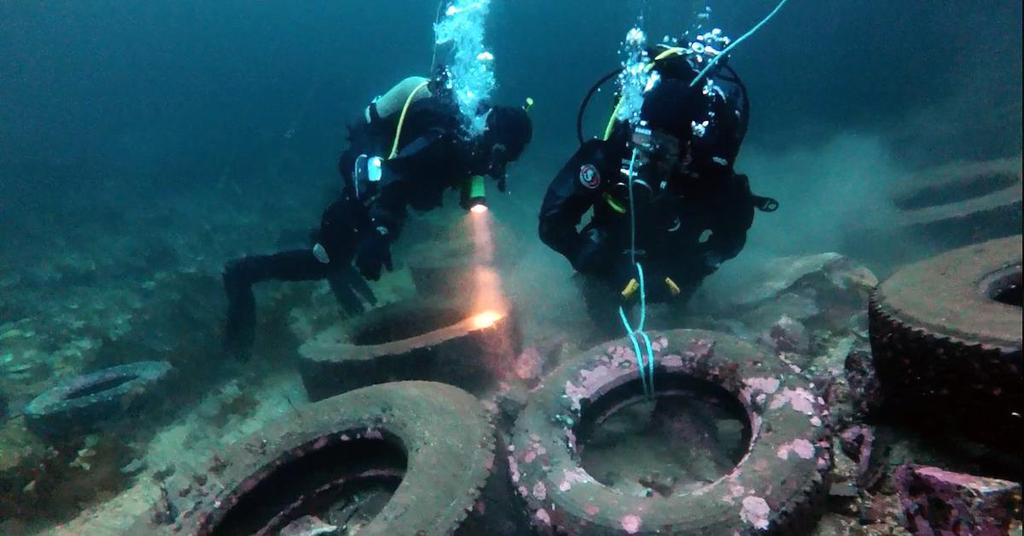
[[355, 226, 393, 281]]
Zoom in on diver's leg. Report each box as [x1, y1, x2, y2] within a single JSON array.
[[576, 274, 626, 340], [265, 248, 377, 316], [260, 249, 337, 282], [223, 257, 260, 360], [327, 265, 378, 317], [222, 249, 335, 359]]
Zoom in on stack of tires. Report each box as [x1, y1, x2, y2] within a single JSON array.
[[184, 229, 1020, 535], [842, 156, 1022, 268], [869, 236, 1023, 448], [139, 329, 838, 535], [129, 240, 1020, 534]]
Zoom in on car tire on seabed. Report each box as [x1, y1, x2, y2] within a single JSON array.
[[841, 156, 1022, 267], [146, 381, 525, 536], [298, 299, 520, 401], [509, 329, 832, 535], [23, 360, 174, 438], [869, 235, 1023, 447]]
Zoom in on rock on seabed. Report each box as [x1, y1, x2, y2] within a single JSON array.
[[894, 464, 1022, 535]]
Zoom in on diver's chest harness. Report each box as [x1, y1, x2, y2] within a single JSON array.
[[347, 73, 510, 214], [348, 78, 435, 208], [588, 123, 687, 233], [580, 43, 778, 224]]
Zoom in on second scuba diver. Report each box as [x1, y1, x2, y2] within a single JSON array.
[[539, 35, 777, 331], [223, 74, 533, 359]]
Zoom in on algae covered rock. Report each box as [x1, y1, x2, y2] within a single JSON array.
[[895, 464, 1023, 535]]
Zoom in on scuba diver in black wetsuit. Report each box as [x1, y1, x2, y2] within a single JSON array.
[[223, 75, 533, 359], [539, 40, 777, 330]]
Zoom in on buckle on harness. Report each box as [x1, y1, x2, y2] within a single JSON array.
[[664, 277, 681, 296], [753, 195, 779, 212], [622, 277, 682, 300], [621, 278, 640, 300]]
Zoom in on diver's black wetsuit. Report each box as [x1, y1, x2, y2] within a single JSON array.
[[223, 96, 486, 358], [539, 53, 767, 327]]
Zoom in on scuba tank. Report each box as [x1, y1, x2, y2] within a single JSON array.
[[350, 76, 438, 202], [364, 76, 434, 125]]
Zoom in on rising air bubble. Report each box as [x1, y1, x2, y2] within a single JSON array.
[[435, 0, 495, 138]]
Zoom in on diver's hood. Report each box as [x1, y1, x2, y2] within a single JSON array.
[[639, 78, 703, 144]]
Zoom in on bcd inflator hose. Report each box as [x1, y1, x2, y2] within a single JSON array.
[[617, 147, 657, 397], [619, 263, 656, 397]]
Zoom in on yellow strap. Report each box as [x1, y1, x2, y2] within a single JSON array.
[[602, 47, 685, 141], [664, 277, 681, 296], [603, 193, 627, 214], [621, 278, 640, 300], [388, 80, 431, 159], [603, 100, 623, 141]]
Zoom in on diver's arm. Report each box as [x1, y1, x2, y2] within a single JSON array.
[[701, 174, 756, 272], [538, 141, 606, 267], [702, 226, 748, 272], [365, 171, 410, 239], [351, 177, 409, 280], [316, 198, 361, 264]]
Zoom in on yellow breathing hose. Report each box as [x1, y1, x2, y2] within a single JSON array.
[[603, 101, 624, 141], [388, 80, 431, 159]]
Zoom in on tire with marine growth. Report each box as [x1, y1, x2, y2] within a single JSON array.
[[298, 299, 520, 401], [509, 329, 831, 535], [23, 360, 173, 438], [889, 157, 1022, 243], [841, 157, 1022, 267], [869, 236, 1023, 446], [157, 381, 520, 536]]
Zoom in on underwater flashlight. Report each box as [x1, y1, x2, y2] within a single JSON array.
[[461, 174, 487, 213]]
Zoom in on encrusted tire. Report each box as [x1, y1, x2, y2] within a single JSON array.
[[160, 381, 517, 536], [510, 329, 831, 535], [298, 299, 521, 401], [23, 360, 173, 438], [407, 246, 475, 300], [869, 236, 1023, 445], [841, 157, 1022, 265], [892, 159, 1022, 247]]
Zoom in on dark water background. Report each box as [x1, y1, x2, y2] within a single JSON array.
[[2, 1, 1020, 256]]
